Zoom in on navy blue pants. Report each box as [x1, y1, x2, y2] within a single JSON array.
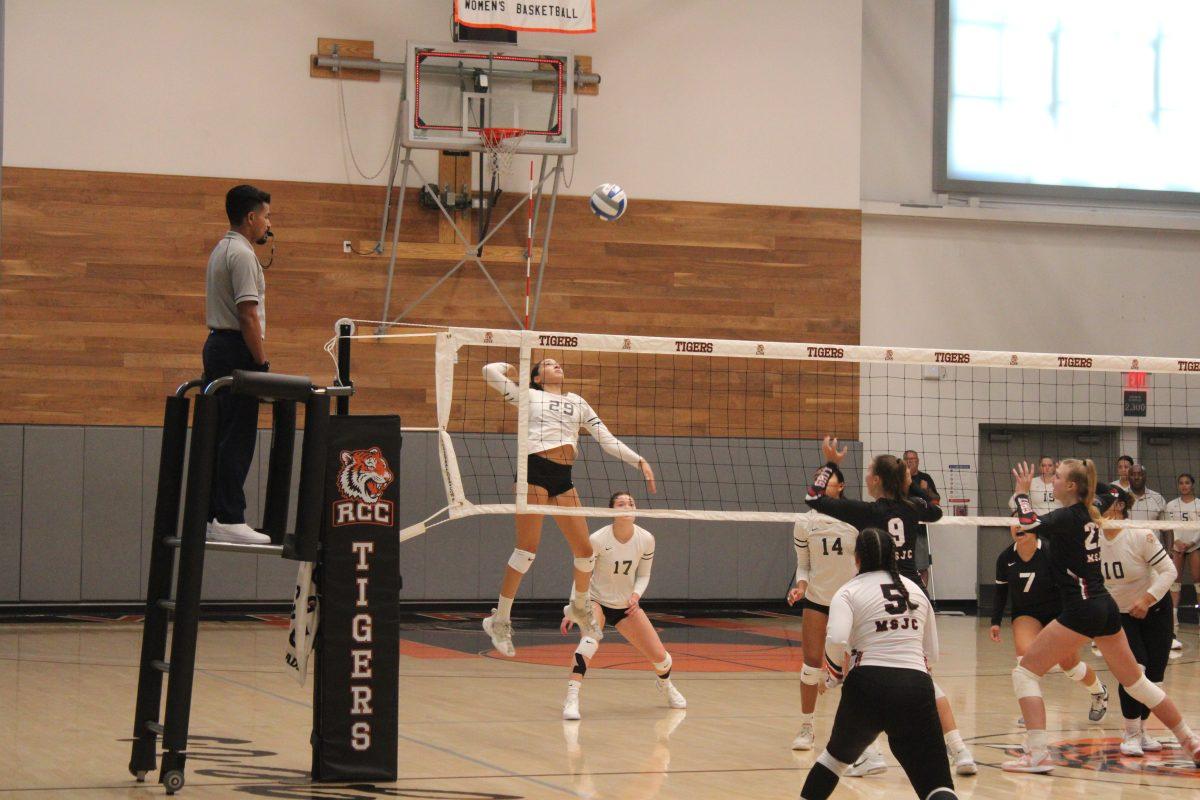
[[201, 330, 260, 524]]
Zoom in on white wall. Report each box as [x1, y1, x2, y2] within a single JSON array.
[[859, 0, 1200, 599], [2, 0, 862, 207]]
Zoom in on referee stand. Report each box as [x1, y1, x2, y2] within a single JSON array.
[[127, 337, 401, 794]]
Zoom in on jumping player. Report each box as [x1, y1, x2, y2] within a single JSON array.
[[481, 360, 656, 657]]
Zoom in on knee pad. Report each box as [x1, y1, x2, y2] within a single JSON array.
[[1012, 665, 1043, 699], [1063, 662, 1088, 682], [508, 548, 536, 573], [815, 750, 850, 776], [801, 663, 823, 686], [573, 636, 598, 676], [1124, 675, 1166, 709], [653, 652, 672, 677], [933, 681, 946, 701], [573, 555, 596, 574]]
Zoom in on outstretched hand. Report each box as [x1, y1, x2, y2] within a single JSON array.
[[821, 436, 848, 464], [989, 625, 1001, 643], [560, 616, 576, 635], [1012, 461, 1035, 495], [640, 459, 657, 494]]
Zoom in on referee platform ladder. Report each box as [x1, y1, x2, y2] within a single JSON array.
[[127, 370, 352, 794]]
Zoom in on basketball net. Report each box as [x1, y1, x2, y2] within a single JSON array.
[[480, 127, 524, 180]]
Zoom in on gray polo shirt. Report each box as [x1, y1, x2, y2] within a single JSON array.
[[205, 231, 266, 334]]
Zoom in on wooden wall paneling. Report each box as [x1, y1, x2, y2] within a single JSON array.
[[1, 167, 860, 436]]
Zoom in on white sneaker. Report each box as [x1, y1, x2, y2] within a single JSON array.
[[1185, 734, 1200, 767], [1089, 686, 1109, 722], [656, 677, 687, 709], [1001, 747, 1054, 773], [563, 602, 604, 641], [791, 723, 815, 751], [482, 612, 516, 657], [951, 747, 978, 776], [206, 520, 271, 544], [1138, 731, 1163, 752], [1120, 731, 1144, 757], [563, 692, 581, 721], [1171, 637, 1183, 651], [845, 746, 888, 777]]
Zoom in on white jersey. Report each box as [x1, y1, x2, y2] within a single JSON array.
[[793, 511, 859, 606], [1113, 478, 1131, 491], [1008, 476, 1060, 515], [1166, 497, 1200, 551], [483, 363, 641, 466], [1129, 489, 1167, 525], [826, 572, 937, 676], [1099, 527, 1176, 613], [587, 524, 655, 608]]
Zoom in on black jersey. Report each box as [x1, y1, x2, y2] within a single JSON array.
[[806, 493, 942, 585], [1014, 497, 1108, 603], [991, 538, 1060, 625]]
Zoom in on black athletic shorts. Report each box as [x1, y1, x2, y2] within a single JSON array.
[[1013, 606, 1061, 628], [598, 603, 628, 628], [803, 598, 831, 616], [1057, 595, 1122, 638], [522, 453, 574, 497]]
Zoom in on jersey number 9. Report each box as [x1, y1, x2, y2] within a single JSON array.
[[887, 518, 905, 547]]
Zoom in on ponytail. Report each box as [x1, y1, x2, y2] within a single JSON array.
[[872, 454, 917, 509], [1061, 458, 1104, 527], [855, 527, 918, 611]]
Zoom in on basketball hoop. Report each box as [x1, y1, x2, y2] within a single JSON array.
[[480, 127, 525, 179]]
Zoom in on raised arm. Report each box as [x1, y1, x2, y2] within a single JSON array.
[[482, 362, 520, 405], [909, 486, 943, 523]]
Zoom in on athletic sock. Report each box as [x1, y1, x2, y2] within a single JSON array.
[[1170, 721, 1194, 743], [567, 679, 581, 695], [1085, 675, 1104, 694], [800, 712, 815, 726], [1027, 729, 1048, 753], [496, 595, 514, 622], [1124, 718, 1141, 736], [944, 729, 965, 753]]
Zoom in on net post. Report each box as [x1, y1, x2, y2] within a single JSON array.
[[336, 321, 353, 416]]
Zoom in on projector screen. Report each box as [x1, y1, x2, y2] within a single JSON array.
[[934, 0, 1200, 204]]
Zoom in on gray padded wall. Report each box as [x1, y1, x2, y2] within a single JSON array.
[[1, 424, 859, 604], [0, 427, 22, 601]]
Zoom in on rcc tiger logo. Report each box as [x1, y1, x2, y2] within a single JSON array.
[[332, 447, 395, 527]]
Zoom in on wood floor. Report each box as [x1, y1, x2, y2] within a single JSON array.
[[0, 612, 1197, 798]]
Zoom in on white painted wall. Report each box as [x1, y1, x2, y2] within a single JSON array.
[[2, 0, 862, 207], [860, 0, 1200, 599]]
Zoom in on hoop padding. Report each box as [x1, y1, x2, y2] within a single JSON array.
[[397, 323, 1200, 537]]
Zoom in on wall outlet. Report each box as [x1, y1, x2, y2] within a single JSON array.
[[342, 240, 352, 253]]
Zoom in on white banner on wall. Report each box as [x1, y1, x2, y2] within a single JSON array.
[[454, 0, 596, 33]]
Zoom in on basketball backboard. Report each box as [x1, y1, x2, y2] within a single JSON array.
[[401, 41, 576, 155]]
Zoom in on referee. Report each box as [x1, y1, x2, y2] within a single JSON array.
[[202, 184, 273, 544]]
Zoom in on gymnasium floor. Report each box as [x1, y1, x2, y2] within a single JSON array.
[[1, 612, 1197, 798]]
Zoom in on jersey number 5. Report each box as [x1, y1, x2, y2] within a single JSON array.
[[880, 583, 907, 615], [887, 518, 905, 548]]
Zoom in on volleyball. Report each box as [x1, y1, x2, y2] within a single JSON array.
[[589, 183, 627, 221]]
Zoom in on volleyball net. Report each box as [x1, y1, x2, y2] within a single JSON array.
[[331, 323, 1200, 542]]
